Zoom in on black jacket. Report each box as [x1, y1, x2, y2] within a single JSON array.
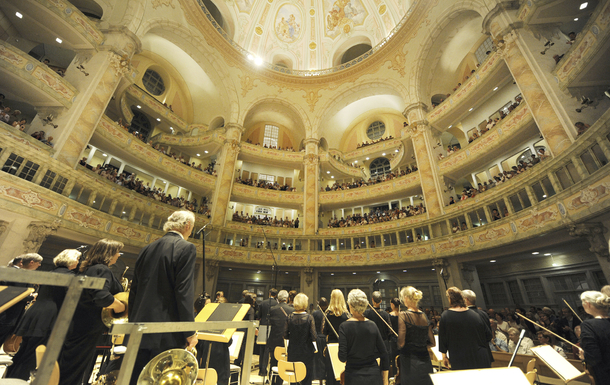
[[257, 297, 278, 325], [267, 302, 294, 347], [129, 232, 197, 350]]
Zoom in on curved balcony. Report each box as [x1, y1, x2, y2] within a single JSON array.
[[426, 52, 512, 130], [437, 103, 536, 179], [1, 122, 56, 156], [319, 172, 421, 210], [325, 152, 366, 178], [124, 85, 188, 131], [343, 138, 404, 160], [390, 144, 405, 169], [152, 128, 226, 156], [0, 41, 78, 108], [552, 1, 610, 92], [2, 109, 610, 266], [2, 0, 104, 50], [224, 221, 303, 236], [239, 142, 304, 168], [231, 183, 303, 209], [91, 116, 217, 193]]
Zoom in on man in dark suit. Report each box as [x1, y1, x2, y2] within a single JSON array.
[[128, 211, 198, 385], [462, 289, 494, 361], [363, 291, 391, 351], [256, 288, 278, 376], [268, 290, 294, 385]]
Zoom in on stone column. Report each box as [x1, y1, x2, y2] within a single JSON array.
[[495, 30, 572, 156], [204, 260, 219, 296], [459, 263, 487, 309], [303, 139, 320, 235], [404, 103, 443, 216], [210, 124, 242, 227], [53, 32, 140, 167], [568, 223, 610, 282], [300, 267, 317, 305], [432, 258, 476, 308]]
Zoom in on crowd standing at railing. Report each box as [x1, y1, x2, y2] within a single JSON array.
[[79, 159, 211, 216], [244, 138, 296, 151], [447, 148, 548, 206], [1, 96, 28, 132], [114, 119, 218, 176], [322, 166, 418, 192], [235, 177, 297, 192], [327, 204, 426, 228], [232, 212, 299, 228], [356, 135, 395, 149]]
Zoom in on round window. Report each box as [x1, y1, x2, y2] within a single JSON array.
[[369, 157, 391, 178], [366, 121, 386, 141], [142, 69, 166, 96]]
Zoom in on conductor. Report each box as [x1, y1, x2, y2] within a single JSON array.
[[128, 211, 199, 384]]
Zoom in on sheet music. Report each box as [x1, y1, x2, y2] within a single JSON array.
[[327, 343, 345, 380], [429, 335, 443, 361], [531, 345, 583, 382]]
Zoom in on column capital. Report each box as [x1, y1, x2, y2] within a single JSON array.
[[568, 222, 609, 261], [101, 27, 142, 58], [403, 102, 429, 123], [23, 220, 61, 253], [481, 1, 522, 38], [432, 258, 450, 279], [303, 267, 314, 287]]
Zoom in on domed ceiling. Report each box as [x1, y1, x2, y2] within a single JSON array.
[[206, 0, 413, 70]]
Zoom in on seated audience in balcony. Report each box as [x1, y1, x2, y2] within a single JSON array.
[[235, 177, 296, 192], [41, 136, 54, 148], [232, 212, 296, 228], [575, 122, 590, 136], [566, 32, 576, 45], [324, 204, 426, 229], [491, 209, 501, 221], [323, 168, 416, 192], [461, 222, 467, 231], [448, 196, 455, 205], [452, 222, 460, 233], [356, 135, 394, 149]]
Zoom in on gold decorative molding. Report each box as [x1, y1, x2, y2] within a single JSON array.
[[239, 75, 258, 97], [151, 0, 175, 9]]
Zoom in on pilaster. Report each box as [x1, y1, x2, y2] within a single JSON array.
[[303, 138, 320, 235], [204, 259, 219, 296], [568, 222, 610, 282], [210, 124, 243, 227]]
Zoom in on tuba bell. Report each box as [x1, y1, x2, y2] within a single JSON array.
[[137, 349, 198, 385]]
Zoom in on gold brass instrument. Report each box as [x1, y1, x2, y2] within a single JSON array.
[[101, 267, 130, 328], [137, 349, 198, 385]]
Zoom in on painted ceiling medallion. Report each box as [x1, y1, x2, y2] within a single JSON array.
[[275, 4, 303, 43], [309, 42, 317, 49], [255, 26, 263, 35], [378, 4, 386, 14], [310, 9, 315, 15]]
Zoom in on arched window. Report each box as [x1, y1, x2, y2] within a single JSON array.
[[366, 121, 386, 140], [142, 69, 166, 96], [369, 157, 391, 178], [129, 109, 152, 140]]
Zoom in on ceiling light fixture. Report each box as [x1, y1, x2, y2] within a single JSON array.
[[102, 153, 107, 157], [136, 105, 141, 109], [395, 149, 399, 152], [331, 176, 334, 178], [204, 150, 209, 153], [327, 171, 330, 174], [247, 54, 254, 61], [254, 57, 263, 66], [490, 260, 496, 263], [542, 194, 547, 198], [493, 87, 499, 91], [448, 125, 453, 128], [403, 269, 407, 272], [574, 17, 579, 21], [354, 160, 358, 163], [353, 272, 357, 275], [365, 157, 369, 160], [331, 273, 334, 276], [196, 153, 200, 156], [156, 118, 161, 121], [469, 107, 474, 111], [382, 153, 386, 156], [376, 271, 381, 274], [432, 268, 435, 271], [56, 37, 62, 44], [532, 252, 539, 255], [544, 253, 551, 256], [16, 12, 23, 18], [580, 2, 588, 9]]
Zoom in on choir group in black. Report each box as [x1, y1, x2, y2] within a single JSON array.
[[2, 214, 610, 385]]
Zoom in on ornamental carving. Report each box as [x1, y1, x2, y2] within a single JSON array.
[[432, 258, 449, 280], [303, 89, 321, 112], [568, 223, 609, 261], [152, 0, 175, 8], [387, 49, 407, 77], [304, 267, 314, 286], [23, 220, 61, 253], [239, 75, 257, 97], [109, 53, 131, 77], [304, 153, 319, 167], [206, 260, 219, 280]]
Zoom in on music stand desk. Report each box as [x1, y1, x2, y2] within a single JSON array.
[[430, 367, 530, 385]]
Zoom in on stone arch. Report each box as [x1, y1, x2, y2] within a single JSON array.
[[331, 35, 374, 67], [239, 97, 312, 141], [410, 1, 490, 104]]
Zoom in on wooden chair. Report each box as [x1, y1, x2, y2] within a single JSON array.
[[35, 346, 60, 385], [278, 360, 306, 385], [525, 370, 536, 385], [526, 358, 536, 373], [270, 347, 287, 385], [228, 331, 245, 385], [196, 368, 217, 385]]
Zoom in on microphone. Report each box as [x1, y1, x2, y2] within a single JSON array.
[[196, 223, 208, 235], [76, 245, 88, 251]]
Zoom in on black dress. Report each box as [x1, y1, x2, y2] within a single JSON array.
[[338, 320, 389, 385], [6, 266, 74, 380], [438, 309, 492, 370], [58, 264, 123, 385], [397, 311, 434, 385], [284, 312, 317, 385], [389, 313, 399, 377], [323, 312, 349, 385], [311, 309, 326, 381], [580, 318, 610, 385]]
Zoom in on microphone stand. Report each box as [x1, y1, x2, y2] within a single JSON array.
[[508, 329, 526, 368], [196, 223, 210, 295]]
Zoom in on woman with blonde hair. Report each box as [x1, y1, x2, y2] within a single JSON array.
[[578, 291, 610, 385], [323, 289, 350, 385], [6, 249, 81, 380], [397, 287, 435, 385], [59, 239, 126, 385], [284, 293, 317, 385]]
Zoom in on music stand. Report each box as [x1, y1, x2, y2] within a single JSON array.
[[195, 303, 251, 343], [0, 286, 34, 314], [530, 345, 586, 383], [430, 367, 530, 385]]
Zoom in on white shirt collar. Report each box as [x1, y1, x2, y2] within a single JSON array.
[[169, 230, 184, 239]]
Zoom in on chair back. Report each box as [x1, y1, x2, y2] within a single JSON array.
[[35, 345, 60, 385], [274, 346, 287, 361], [525, 370, 536, 385], [278, 360, 306, 384], [196, 368, 217, 385], [526, 358, 536, 373]]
